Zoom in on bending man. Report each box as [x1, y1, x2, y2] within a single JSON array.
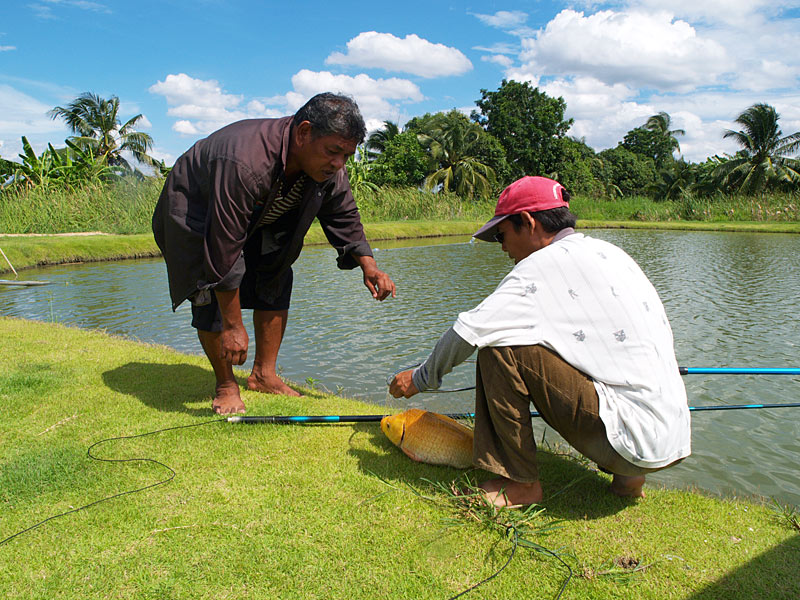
[[390, 176, 690, 506], [154, 93, 395, 415]]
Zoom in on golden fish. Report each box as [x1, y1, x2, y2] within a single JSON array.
[[380, 409, 473, 469]]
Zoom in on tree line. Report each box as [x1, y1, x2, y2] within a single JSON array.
[[2, 82, 799, 201], [355, 80, 800, 201]]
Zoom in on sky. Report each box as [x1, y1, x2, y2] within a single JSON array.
[[1, 0, 799, 167]]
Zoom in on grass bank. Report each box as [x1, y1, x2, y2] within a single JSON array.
[[1, 317, 798, 599]]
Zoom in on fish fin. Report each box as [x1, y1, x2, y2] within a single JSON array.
[[401, 447, 422, 462]]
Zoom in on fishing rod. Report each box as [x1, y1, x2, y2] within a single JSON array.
[[386, 364, 800, 393], [679, 367, 800, 375], [227, 401, 800, 424]]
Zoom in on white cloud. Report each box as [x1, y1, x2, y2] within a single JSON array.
[[472, 10, 528, 29], [150, 70, 424, 138], [149, 73, 254, 135], [537, 76, 652, 152], [149, 73, 242, 114], [632, 0, 785, 27], [0, 84, 68, 158], [482, 54, 514, 68], [517, 9, 730, 91], [472, 42, 518, 55], [0, 46, 15, 52], [288, 69, 424, 123], [325, 32, 472, 78], [733, 60, 800, 92], [40, 0, 111, 13]]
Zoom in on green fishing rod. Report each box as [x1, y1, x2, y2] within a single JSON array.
[[227, 401, 800, 424]]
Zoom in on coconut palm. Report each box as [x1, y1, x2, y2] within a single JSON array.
[[415, 111, 496, 199], [48, 92, 156, 172], [644, 111, 685, 167], [646, 112, 685, 151], [648, 159, 697, 201], [715, 103, 800, 194], [365, 121, 400, 159]]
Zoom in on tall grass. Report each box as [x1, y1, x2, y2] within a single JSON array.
[[572, 193, 800, 223], [354, 186, 493, 221], [1, 179, 797, 235], [0, 178, 163, 234]]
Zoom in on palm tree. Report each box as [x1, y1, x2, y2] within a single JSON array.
[[645, 111, 685, 161], [415, 111, 496, 199], [48, 92, 156, 172], [648, 159, 697, 201], [365, 121, 400, 159], [715, 103, 800, 194]]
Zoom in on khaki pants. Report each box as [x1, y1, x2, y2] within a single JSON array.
[[473, 345, 664, 482]]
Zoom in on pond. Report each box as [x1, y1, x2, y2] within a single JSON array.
[[2, 230, 799, 506]]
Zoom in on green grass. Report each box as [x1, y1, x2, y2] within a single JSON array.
[[571, 193, 800, 223], [2, 179, 798, 236], [0, 178, 164, 235], [1, 316, 799, 599]]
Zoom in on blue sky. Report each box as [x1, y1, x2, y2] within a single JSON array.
[[2, 0, 799, 166]]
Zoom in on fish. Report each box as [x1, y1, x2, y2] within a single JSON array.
[[380, 409, 474, 469]]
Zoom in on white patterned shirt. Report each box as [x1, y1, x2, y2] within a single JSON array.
[[444, 232, 690, 468]]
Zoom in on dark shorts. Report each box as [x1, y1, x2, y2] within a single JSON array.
[[190, 229, 294, 332]]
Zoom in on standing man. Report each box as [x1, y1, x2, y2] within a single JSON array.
[[154, 93, 395, 415], [390, 176, 690, 507]]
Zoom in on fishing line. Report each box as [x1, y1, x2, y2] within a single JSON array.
[[0, 417, 225, 548], [386, 360, 477, 393]]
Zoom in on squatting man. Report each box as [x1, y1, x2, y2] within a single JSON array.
[[390, 176, 691, 507], [153, 93, 395, 415]]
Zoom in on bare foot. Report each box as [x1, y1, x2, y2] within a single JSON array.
[[610, 474, 646, 498], [247, 372, 301, 397], [478, 477, 543, 508], [212, 382, 246, 415]]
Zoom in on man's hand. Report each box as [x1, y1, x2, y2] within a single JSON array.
[[389, 369, 419, 398], [220, 322, 248, 365], [357, 255, 396, 301], [214, 287, 248, 365]]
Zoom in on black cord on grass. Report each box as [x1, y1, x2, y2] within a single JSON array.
[[0, 418, 226, 548], [448, 524, 519, 599], [448, 525, 573, 600]]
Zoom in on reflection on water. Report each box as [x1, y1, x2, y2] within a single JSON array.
[[2, 230, 799, 505]]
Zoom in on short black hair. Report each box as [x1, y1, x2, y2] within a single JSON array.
[[293, 93, 366, 143], [507, 206, 577, 234]]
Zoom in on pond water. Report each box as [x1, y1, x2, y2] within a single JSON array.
[[2, 230, 799, 506]]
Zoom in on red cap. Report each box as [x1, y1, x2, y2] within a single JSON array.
[[473, 176, 569, 242]]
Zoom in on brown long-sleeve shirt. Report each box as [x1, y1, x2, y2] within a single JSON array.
[[152, 116, 372, 310]]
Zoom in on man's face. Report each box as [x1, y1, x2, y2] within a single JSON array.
[[496, 217, 538, 264], [295, 127, 358, 183]]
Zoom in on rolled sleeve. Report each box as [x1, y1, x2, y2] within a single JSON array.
[[412, 327, 476, 392]]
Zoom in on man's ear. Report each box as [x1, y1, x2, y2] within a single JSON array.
[[520, 211, 536, 231], [294, 121, 313, 147]]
